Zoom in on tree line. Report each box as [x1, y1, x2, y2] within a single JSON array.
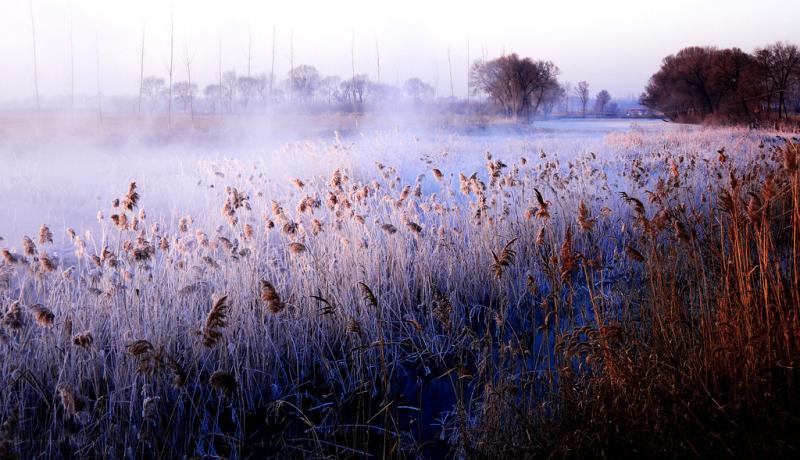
[[641, 41, 800, 124]]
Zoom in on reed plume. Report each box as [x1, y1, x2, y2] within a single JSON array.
[[202, 294, 229, 347]]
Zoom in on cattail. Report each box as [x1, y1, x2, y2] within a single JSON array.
[[126, 339, 154, 357], [491, 238, 518, 279], [432, 290, 453, 330], [38, 224, 53, 245], [783, 142, 797, 173], [178, 216, 190, 233], [38, 252, 56, 272], [560, 227, 575, 280], [535, 227, 546, 246], [359, 282, 379, 309], [282, 221, 298, 235], [209, 371, 237, 396], [534, 189, 550, 219], [620, 192, 646, 217], [58, 385, 84, 416], [405, 220, 423, 234], [123, 181, 140, 210], [404, 314, 424, 332], [243, 223, 254, 240], [346, 317, 362, 335], [22, 236, 36, 256], [2, 301, 23, 330], [202, 294, 229, 347], [577, 200, 595, 232], [29, 304, 54, 327], [260, 280, 284, 313], [288, 242, 307, 254], [72, 331, 94, 348], [2, 249, 19, 264], [330, 169, 343, 188], [625, 244, 645, 263], [311, 219, 324, 235], [167, 355, 187, 388], [673, 220, 691, 243], [142, 397, 160, 419]]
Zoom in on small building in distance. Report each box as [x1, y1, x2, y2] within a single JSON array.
[[625, 106, 655, 117]]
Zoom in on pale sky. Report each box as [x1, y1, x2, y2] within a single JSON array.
[[1, 0, 798, 103]]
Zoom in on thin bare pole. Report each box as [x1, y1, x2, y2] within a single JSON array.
[[447, 48, 454, 99], [69, 0, 75, 119], [289, 28, 294, 104], [247, 30, 252, 79], [351, 30, 356, 107], [466, 38, 470, 104], [270, 26, 276, 102], [95, 32, 103, 124], [28, 0, 40, 117], [138, 24, 146, 119], [167, 5, 174, 129], [375, 37, 381, 83], [218, 35, 223, 114], [185, 46, 194, 122]]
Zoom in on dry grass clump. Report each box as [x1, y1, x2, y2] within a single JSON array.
[[1, 130, 798, 458]]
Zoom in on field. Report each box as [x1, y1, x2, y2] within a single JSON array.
[[1, 118, 799, 458]]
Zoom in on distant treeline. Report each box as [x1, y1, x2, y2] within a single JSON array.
[[641, 42, 800, 124], [128, 58, 627, 121], [25, 52, 637, 121]]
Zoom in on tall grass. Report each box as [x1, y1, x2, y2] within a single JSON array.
[[0, 129, 797, 458]]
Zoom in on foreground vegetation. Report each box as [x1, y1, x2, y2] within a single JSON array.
[[1, 128, 799, 458]]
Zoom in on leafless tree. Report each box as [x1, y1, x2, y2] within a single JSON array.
[[288, 65, 320, 103], [575, 81, 590, 117], [757, 42, 800, 119], [562, 81, 572, 114], [142, 76, 165, 111], [470, 53, 561, 120], [404, 78, 435, 103], [594, 89, 611, 114]]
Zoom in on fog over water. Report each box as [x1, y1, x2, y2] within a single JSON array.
[[0, 117, 688, 251]]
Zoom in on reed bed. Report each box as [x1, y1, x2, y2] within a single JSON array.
[[0, 128, 798, 458]]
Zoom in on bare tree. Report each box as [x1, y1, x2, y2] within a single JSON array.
[[404, 78, 435, 103], [470, 53, 560, 120], [575, 81, 590, 117], [594, 89, 611, 114], [172, 81, 197, 113], [562, 81, 572, 114], [142, 76, 165, 111], [288, 65, 320, 103], [757, 42, 800, 119]]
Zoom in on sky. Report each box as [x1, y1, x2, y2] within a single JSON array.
[[0, 0, 798, 103]]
